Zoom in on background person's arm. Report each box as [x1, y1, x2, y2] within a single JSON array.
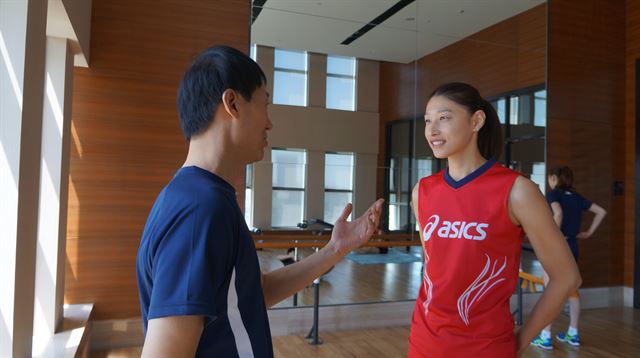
[[550, 202, 563, 227], [261, 199, 383, 307], [509, 177, 582, 354], [142, 315, 204, 357], [576, 203, 607, 239]]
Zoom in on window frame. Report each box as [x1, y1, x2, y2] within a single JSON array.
[[326, 55, 357, 111], [273, 48, 308, 107], [271, 147, 307, 228], [323, 152, 354, 223]]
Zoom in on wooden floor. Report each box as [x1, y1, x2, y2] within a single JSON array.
[[259, 247, 423, 307], [274, 307, 640, 358], [258, 247, 543, 308], [92, 307, 640, 357]]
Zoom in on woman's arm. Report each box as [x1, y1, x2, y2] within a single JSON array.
[[576, 203, 607, 239], [411, 183, 424, 243], [509, 177, 581, 354]]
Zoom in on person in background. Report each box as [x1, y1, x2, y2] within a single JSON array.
[[531, 166, 607, 350]]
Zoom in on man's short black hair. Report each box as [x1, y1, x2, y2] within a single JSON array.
[[177, 45, 267, 140]]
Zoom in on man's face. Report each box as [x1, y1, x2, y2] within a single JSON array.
[[234, 85, 272, 163]]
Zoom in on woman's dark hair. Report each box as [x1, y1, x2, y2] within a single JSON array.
[[177, 45, 267, 140], [550, 166, 574, 191], [428, 82, 503, 160]]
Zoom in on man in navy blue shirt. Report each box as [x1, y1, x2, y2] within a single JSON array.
[[136, 46, 383, 357]]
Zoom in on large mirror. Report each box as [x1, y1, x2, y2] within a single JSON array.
[[248, 0, 547, 308]]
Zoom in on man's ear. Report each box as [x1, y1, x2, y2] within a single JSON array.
[[221, 89, 240, 119]]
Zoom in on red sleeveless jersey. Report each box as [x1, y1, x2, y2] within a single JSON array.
[[409, 160, 524, 358]]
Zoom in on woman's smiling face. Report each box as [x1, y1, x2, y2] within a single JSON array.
[[424, 95, 480, 159]]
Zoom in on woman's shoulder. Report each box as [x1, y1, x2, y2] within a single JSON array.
[[509, 175, 544, 203]]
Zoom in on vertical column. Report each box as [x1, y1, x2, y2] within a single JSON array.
[[256, 45, 274, 97], [305, 150, 325, 220], [254, 46, 274, 229], [253, 149, 273, 229], [33, 36, 73, 342], [356, 59, 379, 113], [353, 153, 378, 218], [0, 0, 48, 356], [307, 52, 326, 108]]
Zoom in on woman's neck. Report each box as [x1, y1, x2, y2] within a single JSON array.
[[446, 151, 488, 181]]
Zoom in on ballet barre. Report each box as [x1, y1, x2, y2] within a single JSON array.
[[252, 233, 422, 345], [514, 271, 544, 325], [252, 233, 421, 249]]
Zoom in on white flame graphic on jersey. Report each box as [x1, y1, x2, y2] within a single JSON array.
[[457, 254, 507, 326], [420, 215, 438, 316], [422, 252, 433, 317], [422, 215, 440, 242]]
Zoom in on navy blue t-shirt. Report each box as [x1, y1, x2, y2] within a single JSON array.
[[546, 189, 592, 239], [136, 166, 273, 357]]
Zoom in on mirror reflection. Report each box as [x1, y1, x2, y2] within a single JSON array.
[[248, 0, 547, 308]]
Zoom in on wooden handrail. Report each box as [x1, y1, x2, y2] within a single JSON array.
[[254, 239, 422, 249], [252, 233, 417, 242]]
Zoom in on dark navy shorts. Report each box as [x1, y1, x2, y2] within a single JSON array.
[[566, 237, 579, 261]]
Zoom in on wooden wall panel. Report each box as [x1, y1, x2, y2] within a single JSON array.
[[625, 0, 640, 287], [65, 0, 251, 320], [416, 4, 546, 103], [377, 4, 546, 199], [547, 0, 625, 287]]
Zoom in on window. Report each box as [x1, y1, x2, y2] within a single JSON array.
[[324, 153, 354, 224], [489, 87, 546, 127], [413, 158, 433, 183], [388, 158, 399, 231], [273, 49, 307, 106], [518, 94, 533, 125], [530, 162, 546, 194], [490, 98, 506, 124], [413, 158, 433, 230], [387, 156, 411, 231], [326, 56, 356, 111], [244, 164, 253, 227], [249, 44, 257, 61], [272, 148, 306, 227], [533, 90, 546, 127], [509, 96, 519, 125]]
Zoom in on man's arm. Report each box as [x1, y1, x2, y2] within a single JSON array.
[[261, 199, 383, 307], [142, 315, 204, 357]]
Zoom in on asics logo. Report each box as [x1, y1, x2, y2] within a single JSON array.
[[422, 214, 488, 241], [422, 215, 440, 241]]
